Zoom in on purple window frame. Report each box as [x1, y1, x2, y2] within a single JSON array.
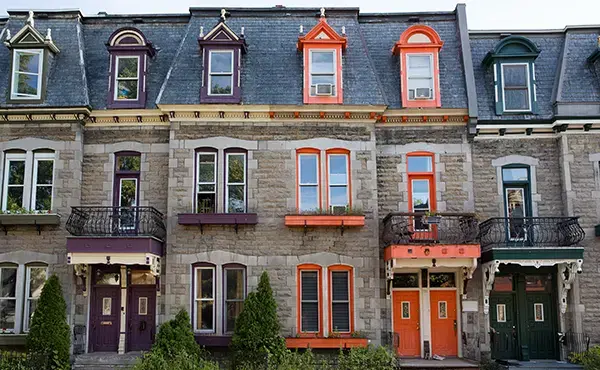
[[113, 151, 141, 208]]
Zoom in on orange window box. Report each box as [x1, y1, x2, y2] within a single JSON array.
[[284, 215, 365, 227], [286, 337, 368, 349]]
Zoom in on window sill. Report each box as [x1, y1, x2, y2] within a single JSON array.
[[286, 337, 368, 349], [178, 213, 258, 226], [0, 214, 60, 234], [284, 215, 365, 227], [0, 333, 27, 347], [194, 334, 232, 347]]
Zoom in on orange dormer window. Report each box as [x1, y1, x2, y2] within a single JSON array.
[[298, 10, 347, 104], [393, 25, 444, 108]]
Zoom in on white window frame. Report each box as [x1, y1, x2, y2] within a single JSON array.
[[194, 266, 216, 333], [31, 153, 55, 212], [225, 152, 247, 213], [10, 49, 44, 100], [114, 56, 141, 101], [23, 265, 48, 332], [2, 153, 27, 211], [406, 53, 434, 101], [0, 265, 18, 333], [411, 178, 431, 231], [300, 269, 321, 333], [500, 62, 532, 112], [208, 50, 234, 96], [330, 270, 351, 333], [327, 153, 349, 211], [223, 267, 246, 333], [298, 153, 320, 212], [195, 152, 217, 213], [309, 49, 337, 97]]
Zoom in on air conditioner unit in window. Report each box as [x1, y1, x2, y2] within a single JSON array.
[[331, 205, 347, 215], [410, 88, 432, 99], [315, 84, 334, 96]]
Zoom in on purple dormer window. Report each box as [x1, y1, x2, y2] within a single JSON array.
[[107, 28, 156, 109]]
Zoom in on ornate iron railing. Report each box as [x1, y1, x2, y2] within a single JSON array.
[[479, 217, 585, 250], [382, 212, 479, 246], [66, 206, 166, 241]]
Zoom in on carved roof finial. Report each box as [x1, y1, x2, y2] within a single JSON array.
[[320, 7, 326, 18], [5, 29, 11, 41], [341, 26, 346, 36], [27, 10, 34, 27], [199, 26, 204, 38], [45, 28, 52, 41], [299, 25, 304, 34], [241, 27, 245, 36], [220, 8, 227, 22]]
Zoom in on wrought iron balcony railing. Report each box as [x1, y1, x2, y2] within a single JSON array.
[[66, 206, 166, 241], [382, 212, 479, 246], [479, 217, 585, 250]]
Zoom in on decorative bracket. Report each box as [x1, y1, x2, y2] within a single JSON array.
[[74, 264, 89, 297], [385, 259, 395, 298], [149, 256, 161, 276], [558, 260, 583, 315], [482, 260, 500, 315], [462, 258, 478, 299]]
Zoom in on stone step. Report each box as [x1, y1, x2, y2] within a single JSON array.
[[501, 360, 583, 370], [73, 353, 141, 370]]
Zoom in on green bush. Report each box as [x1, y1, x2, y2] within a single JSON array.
[[276, 349, 332, 370], [134, 350, 218, 370], [337, 345, 396, 370], [569, 346, 600, 370], [231, 271, 287, 367], [26, 275, 71, 370]]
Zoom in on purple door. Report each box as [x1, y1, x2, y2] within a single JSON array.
[[127, 286, 156, 351], [90, 286, 121, 352]]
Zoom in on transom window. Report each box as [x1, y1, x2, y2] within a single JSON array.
[[309, 50, 336, 97], [298, 153, 320, 212], [11, 49, 43, 100], [208, 50, 234, 96], [196, 152, 217, 213], [407, 54, 434, 100], [194, 267, 215, 332], [115, 56, 140, 101], [501, 63, 531, 112], [226, 153, 246, 213], [2, 151, 54, 212], [327, 153, 349, 213]]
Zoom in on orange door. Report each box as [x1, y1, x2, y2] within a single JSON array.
[[430, 290, 458, 357], [393, 291, 420, 357]]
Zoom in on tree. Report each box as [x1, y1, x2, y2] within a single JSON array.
[[231, 271, 287, 367], [26, 274, 70, 370]]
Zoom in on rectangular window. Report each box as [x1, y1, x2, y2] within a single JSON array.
[[11, 49, 43, 99], [496, 304, 506, 323], [506, 187, 527, 240], [31, 154, 54, 212], [310, 50, 336, 96], [392, 273, 419, 288], [0, 266, 18, 332], [224, 268, 245, 333], [407, 154, 435, 231], [411, 179, 431, 230], [331, 271, 350, 332], [115, 56, 140, 101], [328, 154, 349, 213], [23, 266, 47, 332], [2, 154, 26, 211], [298, 154, 319, 212], [208, 50, 234, 96], [194, 267, 215, 332], [502, 63, 530, 111], [196, 152, 217, 213], [300, 270, 320, 333], [407, 54, 434, 100], [226, 153, 246, 213]]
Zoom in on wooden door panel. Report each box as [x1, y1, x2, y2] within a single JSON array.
[[90, 286, 120, 352], [526, 294, 556, 360], [490, 294, 517, 360], [430, 290, 457, 357], [127, 286, 156, 352], [393, 291, 420, 357]]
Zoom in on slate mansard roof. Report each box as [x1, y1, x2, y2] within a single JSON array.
[[0, 6, 473, 110]]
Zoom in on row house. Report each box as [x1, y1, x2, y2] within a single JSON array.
[[0, 4, 598, 364]]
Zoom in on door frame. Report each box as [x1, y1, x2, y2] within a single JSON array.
[[88, 265, 122, 353], [126, 284, 157, 352]]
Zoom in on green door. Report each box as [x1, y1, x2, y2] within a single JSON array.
[[526, 293, 557, 359], [490, 294, 518, 360]]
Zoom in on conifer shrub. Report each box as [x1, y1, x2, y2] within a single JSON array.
[[337, 345, 396, 370]]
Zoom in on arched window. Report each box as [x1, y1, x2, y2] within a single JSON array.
[[328, 264, 354, 334], [192, 262, 216, 333], [297, 264, 323, 336]]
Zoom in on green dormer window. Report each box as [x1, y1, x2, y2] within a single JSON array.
[[483, 36, 540, 115]]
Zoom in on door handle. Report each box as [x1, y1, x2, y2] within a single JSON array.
[[453, 320, 457, 332], [417, 322, 420, 331], [139, 320, 147, 331]]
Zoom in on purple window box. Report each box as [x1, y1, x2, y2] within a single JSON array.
[[178, 213, 258, 233], [195, 335, 232, 347]]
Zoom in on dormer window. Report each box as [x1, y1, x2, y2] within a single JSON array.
[[298, 9, 347, 104], [107, 27, 155, 109], [482, 35, 540, 115], [11, 49, 43, 100], [393, 25, 443, 108], [208, 50, 234, 96]]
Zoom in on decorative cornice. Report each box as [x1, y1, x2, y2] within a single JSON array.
[[0, 107, 90, 122]]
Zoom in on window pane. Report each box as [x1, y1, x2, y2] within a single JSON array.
[[311, 51, 334, 74], [526, 275, 550, 292], [408, 55, 432, 77], [0, 300, 16, 331], [197, 269, 214, 299], [331, 271, 349, 301], [6, 187, 24, 211], [300, 186, 319, 211], [330, 186, 348, 207], [311, 75, 335, 85], [198, 164, 215, 183], [392, 273, 419, 288], [227, 185, 245, 213], [197, 184, 215, 193], [36, 160, 54, 184], [8, 161, 25, 185], [503, 168, 528, 182], [1, 269, 17, 298], [506, 189, 526, 218], [329, 155, 347, 185], [210, 52, 233, 73], [429, 273, 456, 288], [27, 299, 38, 330], [226, 301, 243, 332], [503, 65, 527, 87], [117, 57, 138, 78], [210, 75, 232, 95], [227, 154, 245, 183], [120, 180, 137, 207], [412, 180, 430, 211], [300, 155, 318, 184], [332, 303, 350, 332], [196, 301, 213, 331], [35, 186, 52, 211], [301, 271, 318, 301], [408, 156, 432, 172], [117, 156, 141, 172], [197, 193, 215, 213], [130, 270, 156, 285], [17, 52, 40, 73], [504, 89, 529, 111], [16, 73, 39, 95], [301, 302, 319, 332], [95, 270, 120, 285], [28, 268, 47, 299], [226, 269, 245, 300], [117, 80, 138, 100], [493, 276, 513, 292]]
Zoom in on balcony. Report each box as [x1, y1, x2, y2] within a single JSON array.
[[478, 217, 585, 262], [382, 212, 479, 246]]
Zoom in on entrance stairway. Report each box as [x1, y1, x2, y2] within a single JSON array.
[[398, 358, 480, 370], [73, 353, 142, 370], [497, 360, 583, 370]]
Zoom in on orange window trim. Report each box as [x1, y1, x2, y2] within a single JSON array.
[[296, 148, 322, 212], [393, 25, 444, 109], [325, 148, 351, 210], [407, 152, 436, 213], [297, 264, 323, 337], [328, 264, 354, 335]]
